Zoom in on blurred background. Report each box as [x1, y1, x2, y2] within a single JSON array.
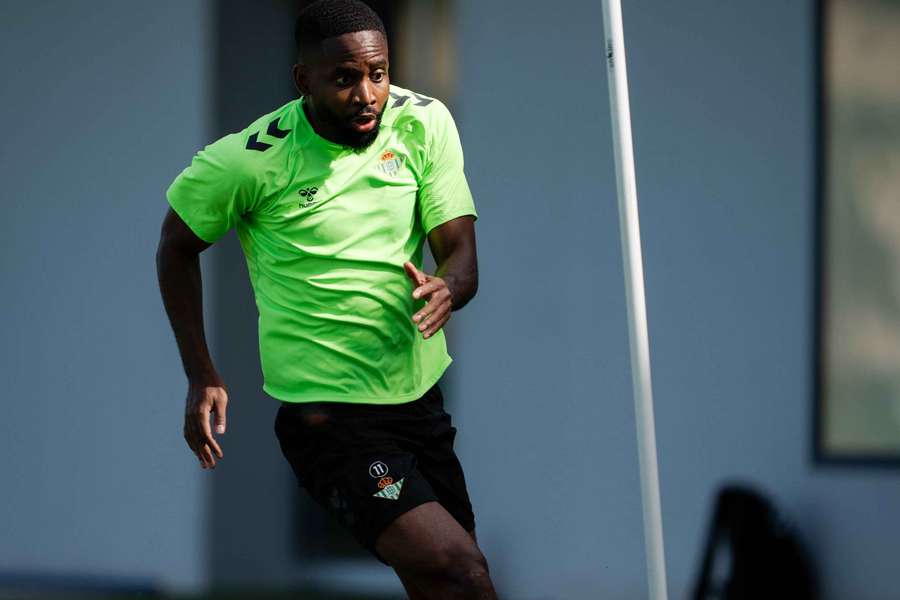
[[1, 0, 898, 599]]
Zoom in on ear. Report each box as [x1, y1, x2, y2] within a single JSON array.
[[292, 63, 310, 97]]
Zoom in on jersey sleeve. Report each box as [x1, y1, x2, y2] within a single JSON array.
[[166, 133, 256, 244], [417, 101, 477, 234]]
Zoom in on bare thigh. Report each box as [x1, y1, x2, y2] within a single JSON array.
[[395, 528, 482, 600], [377, 502, 497, 600]]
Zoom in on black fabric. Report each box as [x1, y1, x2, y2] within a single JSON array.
[[274, 384, 475, 563]]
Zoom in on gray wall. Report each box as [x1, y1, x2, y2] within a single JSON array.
[[0, 1, 212, 592], [206, 0, 304, 588], [453, 1, 900, 599]]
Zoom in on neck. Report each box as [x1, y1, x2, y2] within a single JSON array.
[[303, 98, 343, 145]]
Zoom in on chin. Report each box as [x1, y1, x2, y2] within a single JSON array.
[[342, 124, 381, 151]]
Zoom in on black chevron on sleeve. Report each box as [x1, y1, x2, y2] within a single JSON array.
[[390, 92, 409, 107], [246, 132, 272, 152], [266, 117, 291, 138]]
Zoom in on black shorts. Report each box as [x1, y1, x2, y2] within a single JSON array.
[[273, 384, 476, 563]]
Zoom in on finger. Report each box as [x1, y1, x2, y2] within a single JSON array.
[[193, 439, 208, 468], [416, 302, 449, 336], [412, 279, 445, 301], [185, 419, 202, 453], [203, 423, 223, 459], [417, 298, 450, 330], [184, 424, 196, 452], [195, 408, 223, 458], [187, 410, 205, 450], [403, 262, 426, 286], [187, 421, 205, 462], [199, 443, 216, 468], [412, 296, 437, 323], [213, 396, 227, 435], [423, 313, 451, 339], [413, 288, 451, 322]]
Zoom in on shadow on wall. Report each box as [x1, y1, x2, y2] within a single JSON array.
[[692, 484, 819, 600]]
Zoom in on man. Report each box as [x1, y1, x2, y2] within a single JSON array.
[[155, 1, 498, 598]]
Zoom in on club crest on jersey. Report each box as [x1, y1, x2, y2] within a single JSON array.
[[376, 151, 403, 177]]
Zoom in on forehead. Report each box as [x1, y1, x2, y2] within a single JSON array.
[[313, 30, 388, 66]]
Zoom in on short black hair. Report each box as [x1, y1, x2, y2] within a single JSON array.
[[295, 0, 386, 57]]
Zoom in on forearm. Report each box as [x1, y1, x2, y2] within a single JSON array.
[[156, 243, 223, 387], [434, 248, 478, 311]]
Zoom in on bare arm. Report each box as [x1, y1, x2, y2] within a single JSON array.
[[156, 207, 227, 469], [428, 215, 478, 310], [403, 215, 478, 339]]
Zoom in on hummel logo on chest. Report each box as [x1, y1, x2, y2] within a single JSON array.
[[298, 186, 319, 207]]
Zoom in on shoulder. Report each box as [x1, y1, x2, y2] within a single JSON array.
[[382, 84, 456, 142], [200, 99, 302, 169]]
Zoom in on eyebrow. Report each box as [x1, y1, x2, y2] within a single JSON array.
[[333, 58, 388, 70]]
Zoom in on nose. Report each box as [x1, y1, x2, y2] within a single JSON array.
[[353, 79, 377, 107]]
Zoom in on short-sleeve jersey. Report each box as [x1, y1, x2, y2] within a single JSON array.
[[167, 85, 477, 404]]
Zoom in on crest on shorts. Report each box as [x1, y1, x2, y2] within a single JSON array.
[[373, 477, 404, 500]]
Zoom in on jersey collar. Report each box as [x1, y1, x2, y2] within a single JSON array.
[[295, 97, 361, 155]]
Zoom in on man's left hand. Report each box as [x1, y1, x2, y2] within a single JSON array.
[[403, 261, 453, 339]]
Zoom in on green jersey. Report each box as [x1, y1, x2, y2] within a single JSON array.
[[167, 85, 476, 404]]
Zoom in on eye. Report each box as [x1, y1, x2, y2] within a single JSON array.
[[335, 75, 351, 87], [371, 71, 386, 83]]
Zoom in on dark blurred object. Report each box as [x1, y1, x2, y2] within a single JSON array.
[[692, 484, 818, 600], [0, 585, 398, 600], [0, 571, 160, 599]]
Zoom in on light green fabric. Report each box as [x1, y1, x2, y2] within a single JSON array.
[[167, 85, 476, 403]]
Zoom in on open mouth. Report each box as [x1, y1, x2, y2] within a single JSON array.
[[350, 113, 377, 133]]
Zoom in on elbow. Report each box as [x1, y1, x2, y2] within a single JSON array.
[[156, 211, 174, 261], [156, 224, 175, 269], [155, 234, 173, 278], [155, 230, 166, 267]]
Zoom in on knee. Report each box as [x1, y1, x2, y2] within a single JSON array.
[[436, 544, 492, 596]]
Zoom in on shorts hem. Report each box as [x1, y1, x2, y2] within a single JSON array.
[[365, 496, 437, 565]]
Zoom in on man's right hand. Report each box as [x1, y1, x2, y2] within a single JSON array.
[[183, 383, 228, 469]]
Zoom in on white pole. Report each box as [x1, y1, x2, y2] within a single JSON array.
[[600, 1, 669, 599]]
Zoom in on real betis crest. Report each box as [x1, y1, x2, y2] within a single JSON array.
[[376, 151, 403, 177], [373, 477, 404, 500]]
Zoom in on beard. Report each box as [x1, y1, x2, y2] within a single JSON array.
[[342, 110, 383, 151], [307, 99, 385, 151]]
